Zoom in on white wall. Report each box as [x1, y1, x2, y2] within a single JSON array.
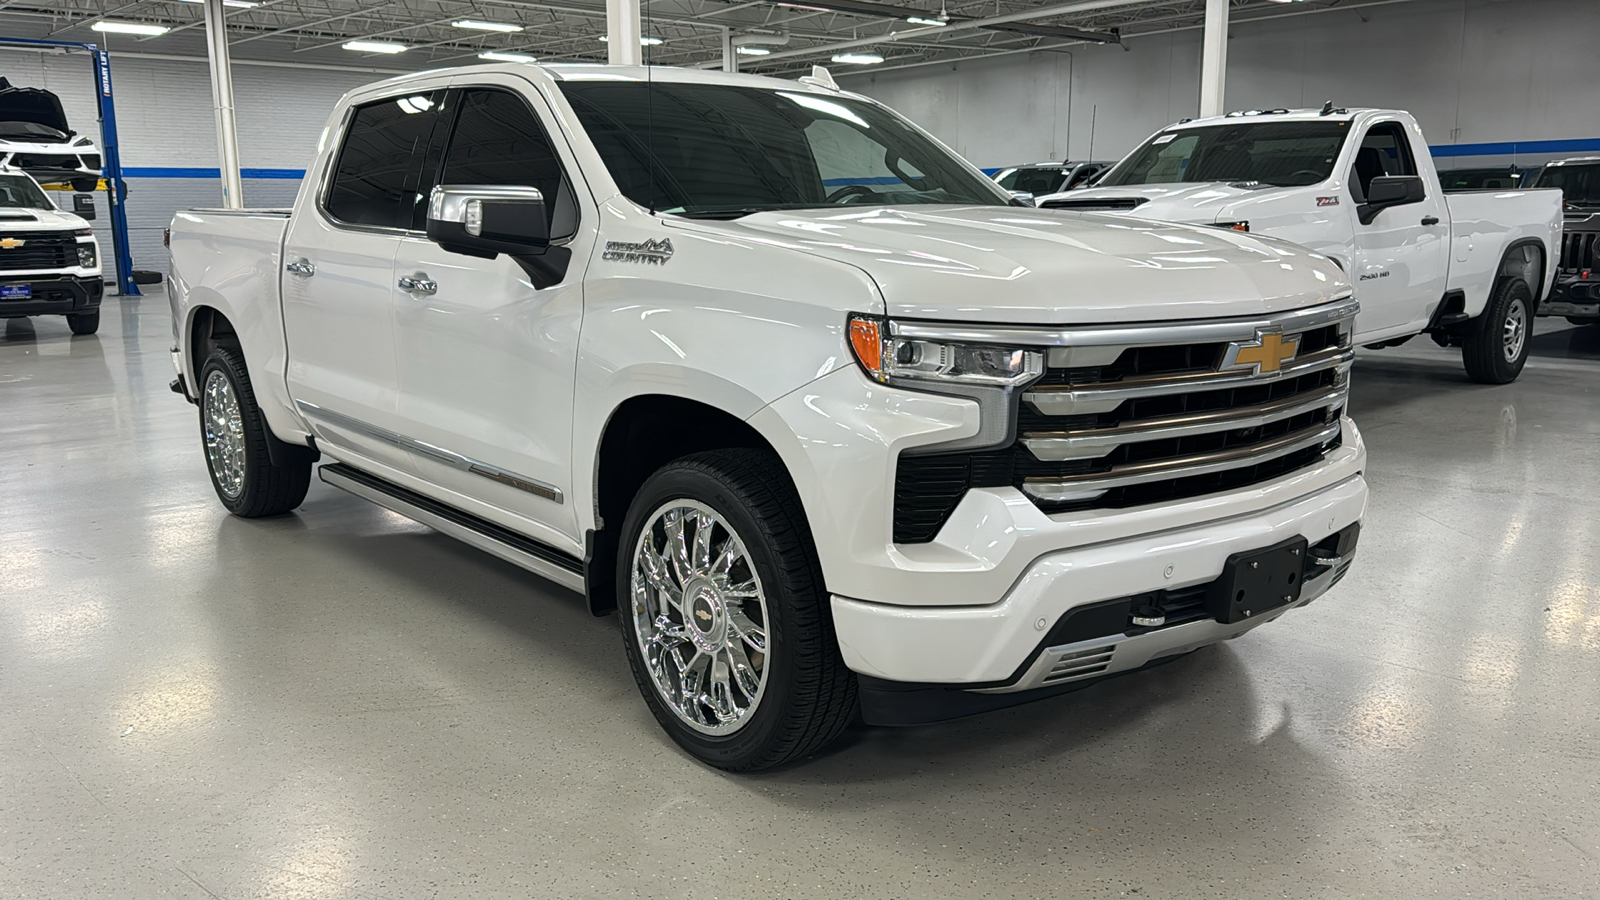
[[846, 0, 1600, 169]]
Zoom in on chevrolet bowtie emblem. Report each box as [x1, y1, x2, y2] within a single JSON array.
[[695, 609, 713, 622], [1221, 331, 1300, 375], [0, 238, 25, 250]]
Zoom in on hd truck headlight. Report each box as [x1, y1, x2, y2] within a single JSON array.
[[78, 243, 97, 268], [848, 314, 1044, 451]]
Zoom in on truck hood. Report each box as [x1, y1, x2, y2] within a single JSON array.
[[671, 205, 1346, 324], [0, 78, 73, 140], [1043, 182, 1285, 225], [0, 206, 89, 230]]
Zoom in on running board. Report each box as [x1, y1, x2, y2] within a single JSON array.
[[318, 463, 586, 594]]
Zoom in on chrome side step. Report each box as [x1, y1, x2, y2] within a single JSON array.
[[318, 463, 586, 594]]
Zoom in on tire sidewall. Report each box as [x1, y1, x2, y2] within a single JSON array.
[[197, 349, 260, 515], [1493, 278, 1534, 380], [616, 461, 809, 769]]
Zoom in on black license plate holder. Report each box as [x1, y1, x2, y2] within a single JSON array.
[[1206, 536, 1309, 625]]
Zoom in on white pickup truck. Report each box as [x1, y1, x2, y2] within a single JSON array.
[[0, 166, 103, 334], [1038, 107, 1563, 384], [168, 64, 1366, 770]]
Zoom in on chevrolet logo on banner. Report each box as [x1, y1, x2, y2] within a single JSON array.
[[0, 238, 25, 250], [1220, 331, 1300, 375]]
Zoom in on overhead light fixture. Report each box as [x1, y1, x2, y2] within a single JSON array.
[[453, 19, 523, 33], [92, 21, 170, 35], [736, 46, 771, 56], [176, 0, 261, 8], [733, 33, 791, 47], [598, 35, 663, 45], [905, 16, 947, 26], [479, 50, 538, 62], [831, 52, 883, 64], [343, 40, 408, 54]]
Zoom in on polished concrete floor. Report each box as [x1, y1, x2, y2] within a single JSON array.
[[2, 291, 1598, 899]]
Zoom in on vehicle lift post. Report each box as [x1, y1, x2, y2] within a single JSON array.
[[0, 37, 140, 297]]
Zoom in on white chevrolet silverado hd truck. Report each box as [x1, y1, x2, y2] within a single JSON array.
[[168, 64, 1366, 771], [0, 166, 103, 334], [1038, 107, 1563, 384]]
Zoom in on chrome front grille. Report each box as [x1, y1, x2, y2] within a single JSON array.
[[892, 298, 1358, 543]]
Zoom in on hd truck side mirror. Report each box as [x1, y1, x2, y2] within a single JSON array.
[[1358, 175, 1425, 225], [426, 184, 548, 259], [73, 194, 97, 220]]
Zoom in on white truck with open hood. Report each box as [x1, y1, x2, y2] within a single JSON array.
[[167, 63, 1366, 770], [1039, 107, 1563, 384]]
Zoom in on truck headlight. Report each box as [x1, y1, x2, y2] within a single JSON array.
[[848, 314, 1044, 452], [78, 244, 97, 268], [848, 314, 1043, 387]]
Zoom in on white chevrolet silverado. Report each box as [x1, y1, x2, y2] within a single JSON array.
[[168, 64, 1367, 770], [0, 167, 103, 334], [1038, 107, 1563, 384]]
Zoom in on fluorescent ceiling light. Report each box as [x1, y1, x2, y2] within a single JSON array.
[[905, 16, 947, 26], [343, 40, 408, 54], [92, 21, 170, 35], [831, 52, 883, 64], [735, 46, 771, 56], [479, 50, 538, 62], [598, 35, 664, 45], [453, 19, 523, 32], [176, 0, 261, 8]]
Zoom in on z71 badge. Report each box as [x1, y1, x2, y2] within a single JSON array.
[[603, 238, 674, 265], [1316, 196, 1340, 207]]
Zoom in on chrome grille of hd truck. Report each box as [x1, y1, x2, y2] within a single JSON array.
[[893, 298, 1358, 543]]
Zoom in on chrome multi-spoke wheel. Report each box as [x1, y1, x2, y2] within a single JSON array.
[[629, 500, 771, 736], [1502, 296, 1527, 363], [202, 369, 246, 500]]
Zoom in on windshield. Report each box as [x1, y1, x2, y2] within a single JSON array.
[[0, 173, 52, 209], [1440, 168, 1524, 190], [995, 167, 1068, 195], [0, 121, 69, 142], [1101, 120, 1353, 188], [559, 82, 1008, 218], [1530, 163, 1600, 207]]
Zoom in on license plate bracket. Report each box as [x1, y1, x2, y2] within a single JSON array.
[[1206, 536, 1309, 625], [0, 284, 32, 300]]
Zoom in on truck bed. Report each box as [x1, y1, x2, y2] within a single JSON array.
[[168, 207, 302, 444], [1442, 188, 1563, 304]]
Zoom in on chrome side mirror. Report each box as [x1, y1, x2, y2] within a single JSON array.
[[426, 184, 548, 259]]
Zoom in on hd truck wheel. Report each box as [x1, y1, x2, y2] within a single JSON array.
[[197, 345, 311, 517], [616, 449, 857, 771], [67, 311, 99, 335], [1462, 276, 1533, 384]]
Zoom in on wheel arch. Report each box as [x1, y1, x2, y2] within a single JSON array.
[[1498, 237, 1547, 305], [585, 393, 799, 617]]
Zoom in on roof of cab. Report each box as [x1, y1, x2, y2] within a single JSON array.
[[353, 62, 845, 97], [1164, 107, 1396, 131]]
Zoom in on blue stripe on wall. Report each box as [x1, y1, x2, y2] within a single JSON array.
[[1430, 138, 1600, 158], [122, 166, 306, 179]]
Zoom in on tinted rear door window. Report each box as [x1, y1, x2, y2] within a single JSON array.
[[324, 91, 446, 229]]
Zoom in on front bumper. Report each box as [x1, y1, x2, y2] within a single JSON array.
[[0, 274, 103, 317], [831, 470, 1365, 701]]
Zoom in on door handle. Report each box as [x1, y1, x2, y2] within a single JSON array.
[[285, 259, 315, 277], [398, 274, 437, 295], [1421, 216, 1441, 226]]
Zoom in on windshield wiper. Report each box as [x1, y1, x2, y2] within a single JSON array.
[[672, 208, 770, 220]]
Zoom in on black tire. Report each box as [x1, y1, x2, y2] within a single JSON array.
[[67, 311, 99, 335], [196, 345, 311, 517], [71, 176, 99, 192], [616, 448, 857, 771], [1462, 276, 1534, 384]]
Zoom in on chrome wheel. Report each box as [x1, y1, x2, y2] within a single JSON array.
[[629, 500, 770, 736], [201, 369, 246, 500], [1502, 297, 1527, 362]]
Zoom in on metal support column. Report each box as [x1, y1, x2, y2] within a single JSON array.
[[203, 0, 244, 209], [606, 0, 642, 66], [1199, 0, 1228, 119], [89, 47, 139, 296], [722, 27, 736, 73]]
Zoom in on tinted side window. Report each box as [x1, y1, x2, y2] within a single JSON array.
[[439, 89, 576, 238], [325, 91, 446, 229], [1351, 122, 1419, 199]]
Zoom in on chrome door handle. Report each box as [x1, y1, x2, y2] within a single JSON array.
[[285, 259, 315, 277], [398, 274, 437, 295]]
